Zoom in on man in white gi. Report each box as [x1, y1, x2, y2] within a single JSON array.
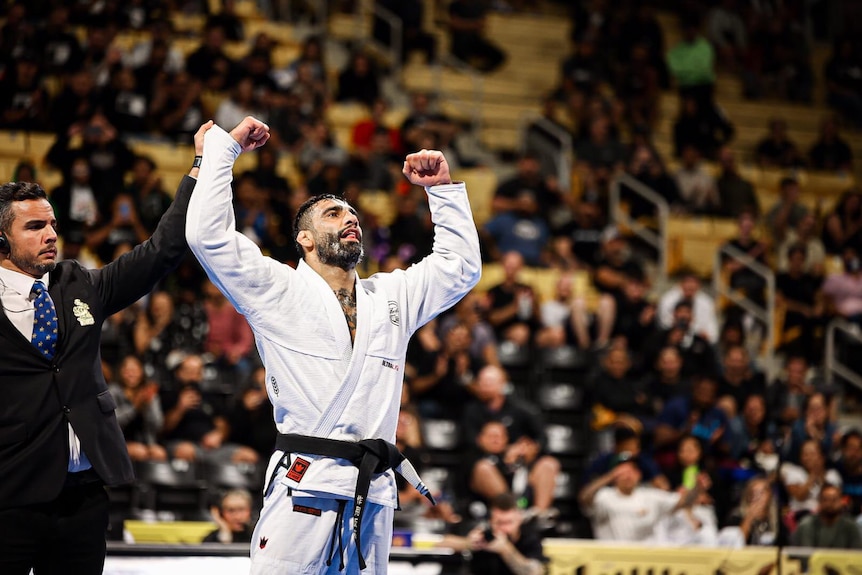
[[186, 116, 481, 574]]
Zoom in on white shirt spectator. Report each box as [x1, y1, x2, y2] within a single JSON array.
[[658, 285, 719, 343], [589, 486, 681, 542], [674, 164, 719, 213], [540, 299, 571, 329], [780, 463, 842, 514], [655, 505, 720, 546]]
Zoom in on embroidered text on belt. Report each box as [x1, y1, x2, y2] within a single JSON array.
[[271, 433, 436, 570]]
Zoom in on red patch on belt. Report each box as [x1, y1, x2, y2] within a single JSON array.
[[293, 504, 322, 517], [286, 457, 310, 482]]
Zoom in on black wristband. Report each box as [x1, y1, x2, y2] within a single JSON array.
[[192, 155, 203, 169]]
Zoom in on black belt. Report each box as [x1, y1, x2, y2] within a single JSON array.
[[64, 467, 102, 488], [272, 433, 435, 570]]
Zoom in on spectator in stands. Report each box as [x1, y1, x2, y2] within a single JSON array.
[[754, 118, 805, 169], [49, 156, 101, 247], [574, 115, 628, 181], [624, 144, 680, 219], [102, 66, 149, 135], [352, 98, 402, 157], [658, 270, 718, 344], [722, 210, 769, 305], [149, 71, 206, 143], [706, 0, 746, 70], [203, 489, 254, 544], [582, 424, 668, 489], [777, 214, 826, 276], [723, 476, 784, 546], [160, 353, 257, 465], [781, 440, 842, 522], [791, 484, 862, 548], [618, 2, 669, 90], [486, 252, 539, 348], [654, 375, 729, 468], [438, 293, 500, 367], [765, 177, 809, 243], [560, 36, 610, 98], [591, 347, 652, 432], [87, 193, 150, 264], [493, 153, 565, 229], [835, 430, 862, 518], [462, 365, 560, 515], [207, 0, 245, 42], [400, 92, 456, 157], [727, 394, 775, 466], [824, 38, 862, 128], [215, 76, 266, 132], [134, 291, 202, 383], [448, 0, 506, 73], [673, 145, 720, 215], [373, 0, 436, 65], [0, 51, 48, 130], [202, 278, 255, 381], [482, 192, 551, 267], [716, 147, 759, 218], [767, 356, 817, 432], [641, 347, 691, 415], [646, 299, 717, 379], [667, 16, 716, 109], [580, 458, 710, 542], [808, 116, 854, 173], [776, 245, 825, 358], [822, 190, 862, 256], [593, 227, 644, 296], [109, 354, 167, 462], [122, 18, 184, 74], [535, 274, 576, 350], [411, 322, 484, 420], [228, 367, 277, 463], [336, 50, 381, 108], [0, 4, 31, 69], [125, 155, 173, 236], [607, 269, 655, 356], [787, 392, 839, 464], [40, 5, 84, 75], [718, 346, 766, 416], [185, 21, 236, 91], [47, 113, 136, 204], [618, 42, 662, 130], [556, 193, 605, 269], [297, 119, 348, 181], [440, 493, 547, 575], [822, 246, 862, 326], [672, 95, 734, 161]]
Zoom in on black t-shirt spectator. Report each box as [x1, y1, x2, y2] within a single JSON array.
[[776, 271, 822, 329], [755, 138, 804, 168], [594, 257, 644, 295], [468, 521, 547, 575], [809, 137, 853, 171], [557, 222, 603, 268], [461, 397, 547, 452], [611, 291, 653, 353]]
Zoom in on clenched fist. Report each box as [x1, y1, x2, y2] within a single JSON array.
[[402, 149, 452, 187]]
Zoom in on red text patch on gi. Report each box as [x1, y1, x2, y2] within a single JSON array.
[[287, 457, 311, 482]]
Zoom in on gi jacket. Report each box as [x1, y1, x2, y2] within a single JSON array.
[[0, 176, 194, 509], [187, 127, 481, 507]]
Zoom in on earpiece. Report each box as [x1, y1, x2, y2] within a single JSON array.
[[0, 232, 8, 253]]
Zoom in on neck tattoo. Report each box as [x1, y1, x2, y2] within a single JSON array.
[[334, 288, 357, 344]]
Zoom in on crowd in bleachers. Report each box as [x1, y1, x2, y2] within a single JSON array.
[[1, 0, 862, 551]]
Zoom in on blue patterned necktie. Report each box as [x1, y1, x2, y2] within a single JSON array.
[[31, 281, 58, 359]]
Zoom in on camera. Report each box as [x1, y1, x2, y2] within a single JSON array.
[[482, 527, 495, 542]]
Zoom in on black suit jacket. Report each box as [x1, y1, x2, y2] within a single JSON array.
[[0, 175, 195, 509]]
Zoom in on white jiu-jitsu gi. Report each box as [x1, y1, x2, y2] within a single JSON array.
[[186, 125, 481, 574]]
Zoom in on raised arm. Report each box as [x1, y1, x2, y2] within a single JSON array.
[[185, 117, 284, 322], [395, 150, 482, 332]]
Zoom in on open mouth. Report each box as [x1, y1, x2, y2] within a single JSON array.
[[340, 228, 361, 241]]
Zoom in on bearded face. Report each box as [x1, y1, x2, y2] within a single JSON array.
[[313, 229, 364, 271]]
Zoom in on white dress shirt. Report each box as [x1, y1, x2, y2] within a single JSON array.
[[0, 265, 91, 472]]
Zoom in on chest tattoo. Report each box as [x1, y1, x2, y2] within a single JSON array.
[[334, 288, 357, 344]]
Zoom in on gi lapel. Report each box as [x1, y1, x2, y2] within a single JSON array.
[[312, 273, 372, 437]]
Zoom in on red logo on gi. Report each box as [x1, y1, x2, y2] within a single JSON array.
[[287, 457, 310, 482]]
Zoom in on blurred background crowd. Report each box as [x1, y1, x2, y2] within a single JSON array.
[[1, 0, 862, 552]]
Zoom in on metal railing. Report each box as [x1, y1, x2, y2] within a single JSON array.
[[519, 114, 573, 193], [712, 244, 776, 376], [365, 3, 403, 77], [609, 173, 669, 289], [825, 318, 862, 391]]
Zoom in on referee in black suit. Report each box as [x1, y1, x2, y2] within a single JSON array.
[[0, 121, 213, 575]]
